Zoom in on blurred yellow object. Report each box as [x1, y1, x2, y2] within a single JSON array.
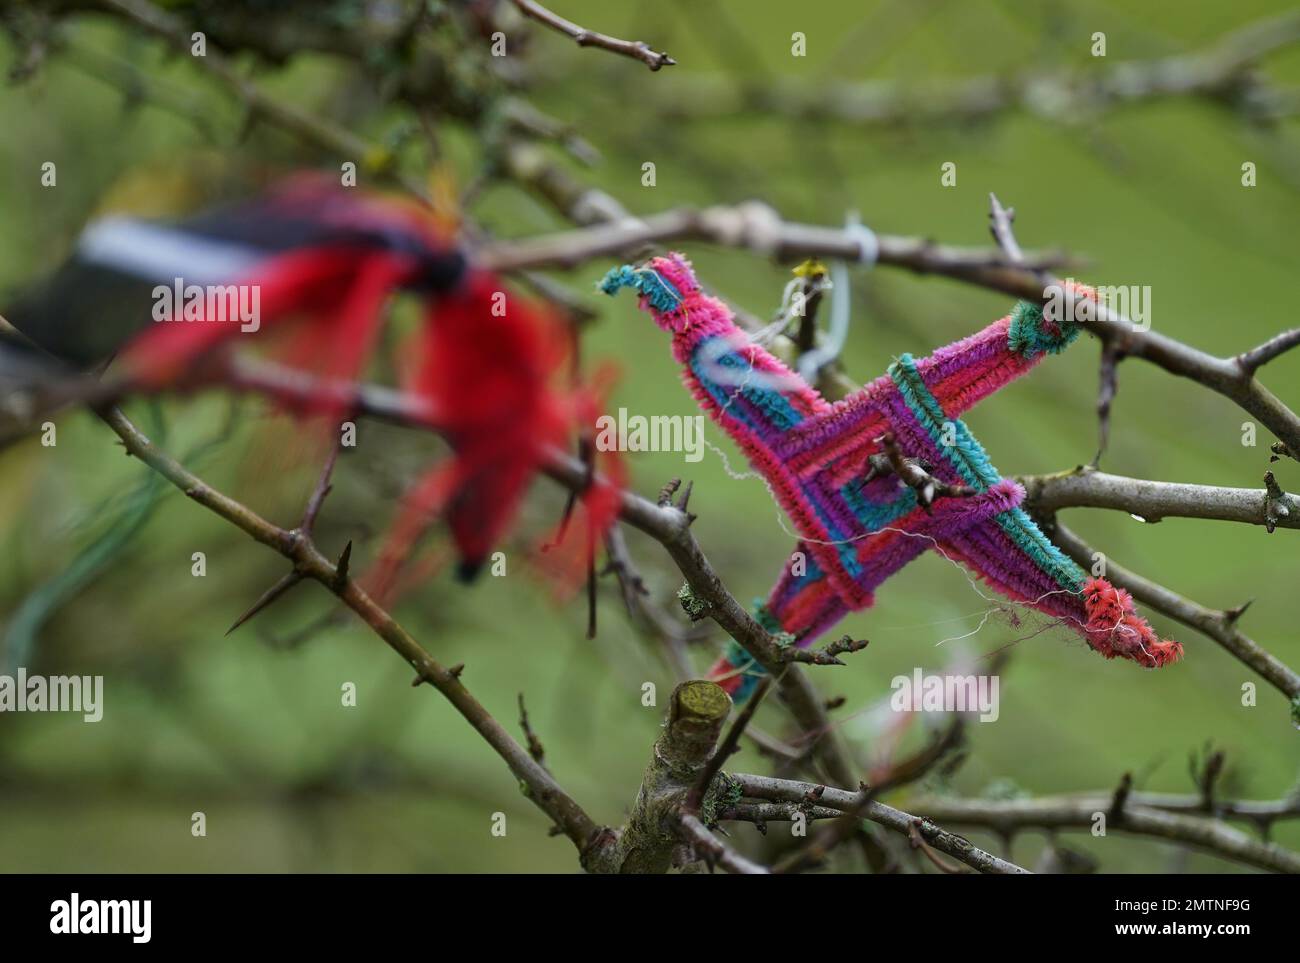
[[792, 257, 827, 279]]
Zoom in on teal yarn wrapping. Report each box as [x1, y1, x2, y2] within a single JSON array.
[[599, 265, 683, 314], [889, 353, 1086, 592], [1007, 299, 1081, 359]]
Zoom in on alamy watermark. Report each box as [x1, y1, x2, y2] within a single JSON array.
[[152, 277, 261, 333], [890, 668, 1000, 722], [0, 669, 103, 721], [595, 408, 705, 463], [50, 894, 150, 943], [1044, 278, 1151, 332]]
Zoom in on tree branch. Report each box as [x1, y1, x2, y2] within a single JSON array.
[[489, 169, 1300, 459], [476, 200, 1072, 278], [1020, 467, 1300, 530], [675, 813, 768, 874], [730, 773, 1029, 874], [510, 0, 675, 71], [1237, 328, 1300, 376], [1048, 521, 1300, 701], [95, 404, 608, 862], [907, 794, 1300, 874], [648, 11, 1300, 127]]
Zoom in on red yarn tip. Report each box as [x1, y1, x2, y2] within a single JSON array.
[[1082, 577, 1183, 668]]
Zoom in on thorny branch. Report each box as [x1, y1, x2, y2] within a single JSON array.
[[648, 11, 1300, 127], [730, 774, 1028, 874], [92, 391, 1043, 874], [906, 793, 1300, 874], [1047, 522, 1300, 701], [1020, 468, 1300, 532], [95, 404, 608, 864], [24, 339, 1298, 712]]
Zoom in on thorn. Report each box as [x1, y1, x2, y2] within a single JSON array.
[[675, 479, 694, 512], [225, 572, 303, 636], [448, 663, 465, 679], [1109, 771, 1133, 822], [334, 540, 353, 585], [1093, 345, 1121, 468], [1224, 599, 1254, 625]]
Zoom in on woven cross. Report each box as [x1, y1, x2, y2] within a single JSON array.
[[603, 253, 1181, 699]]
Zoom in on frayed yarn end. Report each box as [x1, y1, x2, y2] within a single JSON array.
[[1082, 577, 1183, 668]]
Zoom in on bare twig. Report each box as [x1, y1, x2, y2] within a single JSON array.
[[676, 813, 768, 874], [1236, 328, 1300, 376], [300, 437, 341, 534], [777, 634, 870, 666], [511, 0, 675, 71], [650, 12, 1300, 128], [773, 781, 883, 874], [716, 801, 841, 823], [601, 525, 699, 681], [731, 773, 1029, 874], [908, 820, 970, 874], [987, 192, 1026, 265], [485, 179, 1300, 459], [908, 793, 1300, 874], [1020, 466, 1300, 530], [1191, 745, 1226, 812], [1093, 344, 1121, 466], [517, 694, 548, 770], [96, 404, 607, 862], [477, 200, 1071, 278]]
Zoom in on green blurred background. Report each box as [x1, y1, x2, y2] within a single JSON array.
[[1, 0, 1297, 872]]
